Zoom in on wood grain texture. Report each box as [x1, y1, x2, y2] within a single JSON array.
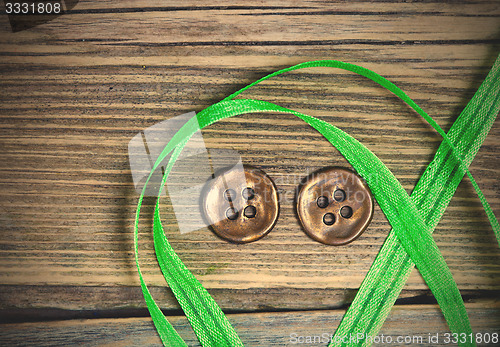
[[1, 300, 499, 346], [0, 0, 499, 343]]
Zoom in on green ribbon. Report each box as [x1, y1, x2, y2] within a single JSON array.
[[134, 57, 499, 346]]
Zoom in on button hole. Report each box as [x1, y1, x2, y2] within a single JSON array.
[[242, 187, 255, 200], [317, 196, 329, 208], [224, 189, 236, 202], [225, 207, 239, 220], [340, 206, 353, 219], [333, 189, 346, 202], [243, 205, 257, 218], [323, 213, 335, 226]]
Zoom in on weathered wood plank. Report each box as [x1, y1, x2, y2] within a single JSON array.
[[1, 300, 499, 346], [0, 0, 498, 315], [0, 284, 498, 324]]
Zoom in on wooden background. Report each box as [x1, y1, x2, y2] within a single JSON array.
[[0, 0, 499, 345]]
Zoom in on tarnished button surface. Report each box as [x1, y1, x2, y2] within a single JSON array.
[[202, 165, 279, 243], [297, 167, 373, 245]]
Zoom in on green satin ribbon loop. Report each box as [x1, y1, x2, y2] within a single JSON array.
[[134, 57, 499, 346]]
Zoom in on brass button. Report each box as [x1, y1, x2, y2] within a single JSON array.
[[297, 167, 374, 245], [202, 165, 279, 243]]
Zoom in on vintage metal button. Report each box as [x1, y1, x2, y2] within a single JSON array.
[[296, 167, 374, 245], [202, 165, 279, 243]]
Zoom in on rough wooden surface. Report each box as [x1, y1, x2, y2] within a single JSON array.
[[0, 0, 499, 345], [1, 300, 499, 346]]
